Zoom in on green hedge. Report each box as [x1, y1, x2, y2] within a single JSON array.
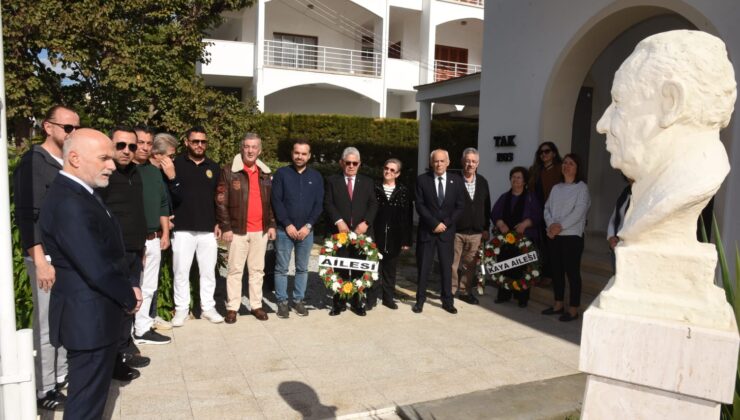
[[11, 114, 478, 326]]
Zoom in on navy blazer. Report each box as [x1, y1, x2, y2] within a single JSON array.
[[324, 173, 379, 236], [415, 171, 466, 242], [40, 174, 137, 351]]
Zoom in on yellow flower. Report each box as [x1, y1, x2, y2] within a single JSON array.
[[336, 233, 348, 245], [511, 281, 520, 291], [342, 282, 354, 294], [505, 233, 516, 244]]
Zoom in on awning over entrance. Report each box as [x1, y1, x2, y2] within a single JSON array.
[[414, 72, 480, 174]]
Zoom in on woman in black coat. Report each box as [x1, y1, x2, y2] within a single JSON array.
[[368, 158, 413, 310]]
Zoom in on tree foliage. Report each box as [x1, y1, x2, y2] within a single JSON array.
[[2, 0, 258, 143]]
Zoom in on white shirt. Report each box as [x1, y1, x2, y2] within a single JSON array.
[[59, 170, 93, 194], [434, 172, 447, 197]]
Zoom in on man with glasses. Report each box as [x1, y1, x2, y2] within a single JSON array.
[[98, 126, 151, 381], [171, 126, 224, 326], [14, 104, 79, 411], [131, 125, 173, 341], [271, 140, 324, 319], [324, 147, 378, 316], [451, 148, 490, 305]]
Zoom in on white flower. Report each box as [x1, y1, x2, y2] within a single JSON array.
[[525, 274, 531, 280], [494, 248, 500, 254], [525, 241, 532, 246], [319, 269, 326, 276], [371, 272, 378, 280], [324, 241, 332, 247], [349, 232, 357, 240], [365, 237, 373, 243], [331, 283, 340, 292], [378, 253, 383, 260], [355, 280, 363, 287], [331, 275, 337, 281], [532, 270, 539, 276]]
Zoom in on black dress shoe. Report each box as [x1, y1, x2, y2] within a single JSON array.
[[352, 306, 367, 316], [459, 294, 479, 305], [559, 312, 579, 322], [412, 303, 423, 313], [442, 305, 458, 314], [541, 307, 564, 315], [382, 301, 398, 310], [123, 353, 150, 368], [329, 306, 343, 316], [113, 361, 140, 382]]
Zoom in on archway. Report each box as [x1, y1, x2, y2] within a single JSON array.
[[264, 84, 380, 116], [540, 4, 716, 240]]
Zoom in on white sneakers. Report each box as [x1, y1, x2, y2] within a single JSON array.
[[153, 316, 173, 330], [171, 309, 224, 326], [201, 309, 224, 324], [171, 311, 189, 327]]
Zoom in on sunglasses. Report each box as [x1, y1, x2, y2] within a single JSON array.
[[539, 149, 552, 155], [48, 122, 82, 134], [344, 161, 360, 167], [189, 140, 208, 145], [383, 167, 397, 173], [116, 142, 138, 152]]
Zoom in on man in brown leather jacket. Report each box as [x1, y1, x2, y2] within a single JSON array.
[[215, 133, 276, 323]]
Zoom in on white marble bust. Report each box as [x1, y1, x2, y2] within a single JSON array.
[[595, 30, 737, 329]]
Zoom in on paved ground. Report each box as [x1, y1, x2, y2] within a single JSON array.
[[42, 247, 583, 419]]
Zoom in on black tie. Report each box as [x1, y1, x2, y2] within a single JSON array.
[[437, 176, 445, 206], [93, 192, 111, 217]]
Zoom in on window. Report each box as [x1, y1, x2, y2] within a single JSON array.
[[272, 33, 318, 69]]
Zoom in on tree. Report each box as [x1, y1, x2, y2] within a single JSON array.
[[2, 0, 258, 161]]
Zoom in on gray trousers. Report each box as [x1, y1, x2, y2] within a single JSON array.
[[25, 258, 68, 395]]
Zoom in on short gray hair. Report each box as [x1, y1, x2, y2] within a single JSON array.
[[461, 147, 479, 163], [342, 147, 360, 161], [241, 132, 262, 150], [429, 149, 449, 165], [384, 158, 402, 171], [152, 133, 177, 154]]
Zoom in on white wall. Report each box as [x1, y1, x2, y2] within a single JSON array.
[[265, 86, 379, 116], [389, 8, 422, 61]]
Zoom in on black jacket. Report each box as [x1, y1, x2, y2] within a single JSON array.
[[374, 182, 413, 257], [456, 174, 492, 234], [415, 171, 466, 243], [41, 174, 136, 350], [324, 173, 378, 236], [98, 162, 147, 252], [14, 145, 63, 254]]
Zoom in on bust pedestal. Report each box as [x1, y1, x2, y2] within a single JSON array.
[[579, 245, 739, 419]]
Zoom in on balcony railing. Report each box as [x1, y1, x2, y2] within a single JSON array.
[[443, 0, 484, 6], [434, 60, 481, 82], [264, 40, 381, 77]]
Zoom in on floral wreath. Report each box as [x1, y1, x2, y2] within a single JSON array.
[[319, 232, 383, 299], [477, 231, 540, 292]]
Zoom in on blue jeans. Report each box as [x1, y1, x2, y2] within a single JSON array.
[[274, 228, 314, 303]]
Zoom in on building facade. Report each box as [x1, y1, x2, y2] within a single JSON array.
[[474, 0, 740, 275], [197, 0, 484, 118]]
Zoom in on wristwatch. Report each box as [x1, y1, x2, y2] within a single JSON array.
[[305, 224, 313, 231]]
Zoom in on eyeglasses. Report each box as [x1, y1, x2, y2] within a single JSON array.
[[539, 149, 552, 155], [115, 142, 138, 152], [189, 140, 208, 145], [383, 167, 397, 173], [48, 122, 82, 134], [344, 161, 360, 167]]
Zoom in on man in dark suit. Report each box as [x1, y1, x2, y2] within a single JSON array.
[[323, 147, 378, 316], [40, 129, 140, 420], [413, 149, 466, 314]]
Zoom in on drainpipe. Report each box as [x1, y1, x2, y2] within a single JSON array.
[[0, 9, 37, 420]]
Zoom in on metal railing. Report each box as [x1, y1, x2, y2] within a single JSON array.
[[442, 0, 484, 7], [264, 40, 381, 77], [434, 59, 482, 81]]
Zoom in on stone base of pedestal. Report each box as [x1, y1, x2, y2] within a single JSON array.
[[581, 375, 719, 420], [579, 300, 739, 419]]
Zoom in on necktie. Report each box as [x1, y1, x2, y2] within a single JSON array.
[[347, 177, 353, 200], [93, 192, 111, 217], [437, 176, 445, 206]]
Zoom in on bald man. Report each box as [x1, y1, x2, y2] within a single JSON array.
[[40, 129, 140, 420]]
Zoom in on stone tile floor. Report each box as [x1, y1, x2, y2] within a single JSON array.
[[42, 247, 582, 420]]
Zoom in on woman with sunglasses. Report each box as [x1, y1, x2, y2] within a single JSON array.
[[542, 153, 590, 322], [368, 158, 413, 310], [528, 142, 563, 283]]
